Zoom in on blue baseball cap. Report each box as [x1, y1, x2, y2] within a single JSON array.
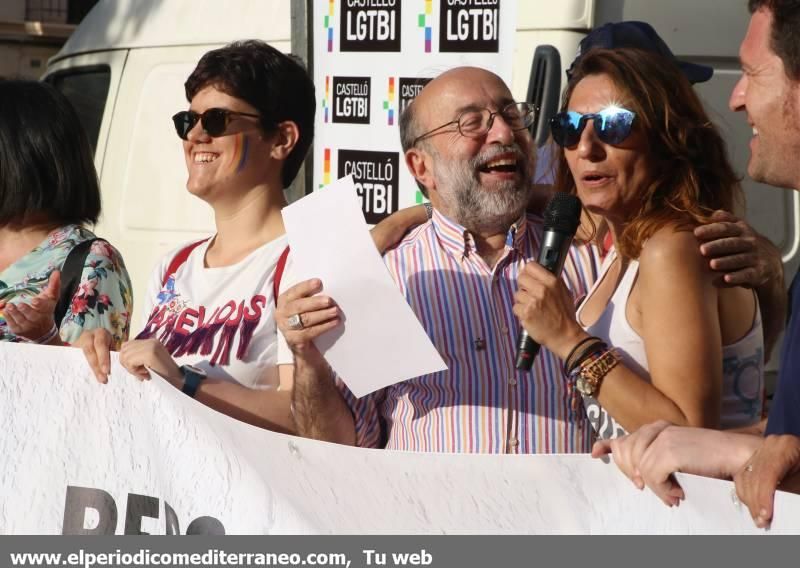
[[568, 21, 714, 84]]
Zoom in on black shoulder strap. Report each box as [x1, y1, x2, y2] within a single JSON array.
[[55, 238, 100, 327]]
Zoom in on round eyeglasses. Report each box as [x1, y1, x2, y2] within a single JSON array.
[[412, 102, 537, 146]]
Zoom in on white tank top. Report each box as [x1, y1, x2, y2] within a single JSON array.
[[575, 248, 764, 439]]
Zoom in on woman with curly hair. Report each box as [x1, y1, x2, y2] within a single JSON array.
[[513, 48, 764, 438]]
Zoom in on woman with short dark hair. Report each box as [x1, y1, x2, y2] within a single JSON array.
[[0, 80, 132, 347], [76, 40, 315, 433], [514, 48, 764, 437]]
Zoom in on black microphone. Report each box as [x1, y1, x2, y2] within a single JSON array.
[[515, 192, 582, 371]]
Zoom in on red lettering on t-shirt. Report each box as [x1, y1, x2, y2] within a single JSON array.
[[175, 308, 200, 335], [141, 294, 268, 367], [212, 301, 246, 366], [214, 301, 237, 324], [244, 295, 267, 321]]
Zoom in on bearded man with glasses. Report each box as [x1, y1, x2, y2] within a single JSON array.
[[278, 67, 601, 453]]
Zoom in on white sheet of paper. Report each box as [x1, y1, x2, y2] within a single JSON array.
[[281, 175, 447, 397]]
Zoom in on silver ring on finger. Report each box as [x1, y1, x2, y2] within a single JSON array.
[[287, 313, 304, 331]]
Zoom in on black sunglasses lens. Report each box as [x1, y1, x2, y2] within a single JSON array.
[[550, 110, 634, 146], [172, 109, 233, 139], [172, 111, 196, 140], [596, 111, 635, 145], [550, 112, 582, 147], [201, 109, 228, 137]]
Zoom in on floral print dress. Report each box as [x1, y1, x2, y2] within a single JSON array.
[[0, 225, 133, 348]]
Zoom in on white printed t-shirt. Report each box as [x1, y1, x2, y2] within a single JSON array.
[[136, 235, 294, 388]]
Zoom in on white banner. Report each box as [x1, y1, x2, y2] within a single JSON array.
[[1, 342, 799, 534]]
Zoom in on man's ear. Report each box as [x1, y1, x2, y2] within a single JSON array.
[[405, 147, 436, 193], [269, 121, 300, 161]]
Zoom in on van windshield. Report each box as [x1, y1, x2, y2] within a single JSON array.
[[46, 66, 111, 156]]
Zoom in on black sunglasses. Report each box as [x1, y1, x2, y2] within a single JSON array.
[[550, 106, 636, 147], [171, 108, 261, 140]]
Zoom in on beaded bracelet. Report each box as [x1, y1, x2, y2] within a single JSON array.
[[566, 344, 603, 419]]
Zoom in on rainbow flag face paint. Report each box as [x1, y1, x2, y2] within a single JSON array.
[[228, 133, 250, 174]]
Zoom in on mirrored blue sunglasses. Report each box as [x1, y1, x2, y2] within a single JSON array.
[[550, 106, 636, 147]]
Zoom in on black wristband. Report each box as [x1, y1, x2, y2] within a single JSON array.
[[563, 336, 601, 374], [180, 364, 207, 398], [566, 339, 608, 376]]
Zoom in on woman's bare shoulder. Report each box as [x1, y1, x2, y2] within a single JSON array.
[[638, 224, 705, 273]]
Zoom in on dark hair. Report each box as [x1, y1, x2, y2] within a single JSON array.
[[749, 0, 800, 80], [554, 49, 742, 258], [0, 80, 101, 227], [185, 40, 315, 188]]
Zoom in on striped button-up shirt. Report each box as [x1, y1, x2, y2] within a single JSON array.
[[338, 209, 600, 453]]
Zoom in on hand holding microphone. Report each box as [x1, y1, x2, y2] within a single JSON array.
[[513, 192, 584, 371]]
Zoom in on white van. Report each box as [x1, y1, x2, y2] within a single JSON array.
[[45, 0, 788, 375]]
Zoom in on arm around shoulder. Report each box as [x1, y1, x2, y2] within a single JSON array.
[[694, 212, 786, 358], [370, 205, 429, 254]]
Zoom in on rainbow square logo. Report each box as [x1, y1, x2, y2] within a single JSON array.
[[320, 148, 331, 189], [382, 77, 396, 126], [322, 76, 331, 123], [418, 0, 433, 52], [323, 0, 335, 52]]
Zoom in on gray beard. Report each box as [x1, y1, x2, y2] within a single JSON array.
[[434, 146, 532, 234]]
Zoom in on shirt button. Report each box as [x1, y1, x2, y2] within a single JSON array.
[[500, 324, 509, 334], [508, 377, 517, 386], [508, 437, 519, 447]]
